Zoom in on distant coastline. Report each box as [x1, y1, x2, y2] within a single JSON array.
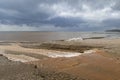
[[106, 29, 120, 32]]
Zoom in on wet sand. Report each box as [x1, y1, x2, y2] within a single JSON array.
[[0, 38, 120, 80]]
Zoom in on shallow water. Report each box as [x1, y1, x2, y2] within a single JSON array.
[[0, 31, 119, 42]]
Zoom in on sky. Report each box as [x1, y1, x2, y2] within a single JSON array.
[[0, 0, 120, 31]]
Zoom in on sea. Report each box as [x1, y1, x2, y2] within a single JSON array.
[[0, 31, 119, 42]]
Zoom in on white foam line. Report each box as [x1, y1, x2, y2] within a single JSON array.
[[3, 54, 39, 62], [46, 50, 96, 58], [47, 52, 82, 58], [66, 37, 83, 41], [0, 50, 39, 62]]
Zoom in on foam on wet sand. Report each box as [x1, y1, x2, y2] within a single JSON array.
[[46, 50, 96, 58], [47, 52, 82, 58], [0, 45, 96, 62]]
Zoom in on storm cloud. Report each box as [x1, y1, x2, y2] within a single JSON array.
[[0, 0, 120, 31]]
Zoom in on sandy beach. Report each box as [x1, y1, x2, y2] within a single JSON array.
[[0, 38, 120, 80]]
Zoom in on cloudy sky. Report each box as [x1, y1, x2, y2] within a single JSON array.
[[0, 0, 120, 31]]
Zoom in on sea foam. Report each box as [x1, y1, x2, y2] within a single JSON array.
[[47, 52, 82, 58], [66, 37, 83, 41]]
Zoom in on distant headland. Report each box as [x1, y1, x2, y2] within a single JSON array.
[[106, 29, 120, 32]]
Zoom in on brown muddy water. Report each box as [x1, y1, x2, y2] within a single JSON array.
[[0, 31, 119, 42]]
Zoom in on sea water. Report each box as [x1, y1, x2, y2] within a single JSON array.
[[0, 31, 119, 42]]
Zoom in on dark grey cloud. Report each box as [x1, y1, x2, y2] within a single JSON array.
[[0, 0, 120, 31]]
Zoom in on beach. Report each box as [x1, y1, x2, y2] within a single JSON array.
[[1, 0, 120, 79], [0, 36, 120, 80]]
